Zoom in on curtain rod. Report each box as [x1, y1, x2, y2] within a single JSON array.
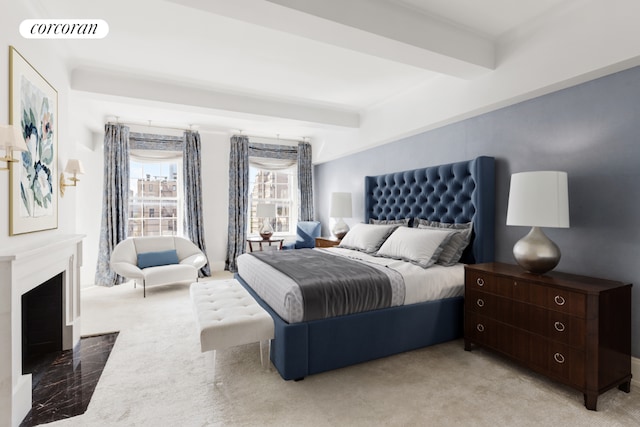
[[106, 123, 307, 142], [236, 133, 307, 143], [107, 121, 196, 132]]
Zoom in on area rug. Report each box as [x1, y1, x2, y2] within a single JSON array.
[[43, 279, 640, 426]]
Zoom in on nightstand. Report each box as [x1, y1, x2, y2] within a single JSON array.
[[464, 262, 632, 411], [315, 237, 341, 248], [247, 237, 284, 252]]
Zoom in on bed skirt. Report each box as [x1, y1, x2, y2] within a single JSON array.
[[235, 273, 464, 380]]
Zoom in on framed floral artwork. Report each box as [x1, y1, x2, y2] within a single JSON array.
[[9, 46, 58, 235]]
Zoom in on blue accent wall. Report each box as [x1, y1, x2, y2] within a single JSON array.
[[314, 65, 640, 357]]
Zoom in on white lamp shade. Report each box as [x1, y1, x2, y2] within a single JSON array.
[[506, 171, 569, 228], [0, 124, 27, 151], [256, 203, 276, 218], [64, 159, 85, 174], [330, 192, 352, 218]]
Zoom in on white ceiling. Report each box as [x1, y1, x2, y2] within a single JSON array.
[[29, 0, 569, 142]]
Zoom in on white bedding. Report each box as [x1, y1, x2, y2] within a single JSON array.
[[236, 247, 464, 323]]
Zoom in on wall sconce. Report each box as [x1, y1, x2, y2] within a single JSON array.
[[59, 159, 85, 197], [0, 124, 27, 170]]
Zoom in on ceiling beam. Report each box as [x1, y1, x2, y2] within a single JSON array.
[[167, 0, 495, 79], [70, 68, 360, 128]]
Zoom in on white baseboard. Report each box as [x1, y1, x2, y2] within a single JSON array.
[[632, 356, 639, 387]]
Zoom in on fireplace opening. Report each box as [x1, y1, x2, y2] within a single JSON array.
[[22, 272, 63, 388]]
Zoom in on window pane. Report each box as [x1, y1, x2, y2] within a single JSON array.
[[128, 219, 143, 237], [129, 158, 182, 237], [143, 219, 161, 236], [129, 198, 143, 219], [248, 163, 298, 237]]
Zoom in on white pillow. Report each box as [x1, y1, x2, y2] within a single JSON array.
[[338, 223, 399, 254], [376, 226, 453, 268], [416, 220, 473, 266]]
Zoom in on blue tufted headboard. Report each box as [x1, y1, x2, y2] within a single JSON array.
[[364, 156, 495, 264]]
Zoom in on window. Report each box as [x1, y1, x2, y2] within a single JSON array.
[[128, 159, 182, 237], [248, 164, 298, 236]]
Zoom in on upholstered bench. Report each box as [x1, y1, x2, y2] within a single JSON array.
[[190, 279, 274, 381]]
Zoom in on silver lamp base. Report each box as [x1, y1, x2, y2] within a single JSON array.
[[259, 218, 274, 240], [332, 218, 349, 240], [513, 226, 561, 275]]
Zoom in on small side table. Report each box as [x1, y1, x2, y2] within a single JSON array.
[[315, 237, 341, 248], [247, 237, 284, 252]]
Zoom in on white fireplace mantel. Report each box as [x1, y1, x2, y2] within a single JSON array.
[[0, 234, 84, 427]]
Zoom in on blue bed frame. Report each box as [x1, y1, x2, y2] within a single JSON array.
[[237, 156, 495, 380]]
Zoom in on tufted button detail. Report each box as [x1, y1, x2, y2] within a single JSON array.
[[190, 280, 274, 352], [365, 161, 480, 255]]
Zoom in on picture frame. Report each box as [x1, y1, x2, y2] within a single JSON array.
[[9, 46, 58, 235]]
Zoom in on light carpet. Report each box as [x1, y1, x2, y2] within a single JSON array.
[[45, 274, 639, 427]]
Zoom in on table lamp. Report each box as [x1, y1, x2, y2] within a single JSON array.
[[506, 171, 569, 274], [256, 203, 276, 240], [330, 192, 352, 239]]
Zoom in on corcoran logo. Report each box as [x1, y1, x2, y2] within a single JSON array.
[[20, 19, 109, 39]]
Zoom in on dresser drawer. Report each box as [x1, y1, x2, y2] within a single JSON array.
[[466, 270, 505, 295], [533, 307, 585, 348], [467, 270, 586, 318], [465, 290, 514, 323], [465, 291, 585, 348], [503, 277, 586, 317], [464, 312, 530, 362], [467, 312, 585, 388], [541, 287, 585, 317], [466, 271, 549, 304], [529, 336, 585, 389]]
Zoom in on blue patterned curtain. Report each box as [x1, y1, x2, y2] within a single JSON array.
[[248, 142, 297, 159], [183, 131, 210, 277], [297, 141, 314, 221], [225, 135, 249, 272], [95, 124, 130, 287], [129, 132, 183, 151], [225, 136, 315, 270]]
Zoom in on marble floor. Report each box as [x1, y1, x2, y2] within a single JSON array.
[[20, 332, 119, 427]]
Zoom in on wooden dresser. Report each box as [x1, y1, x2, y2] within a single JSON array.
[[464, 262, 632, 410]]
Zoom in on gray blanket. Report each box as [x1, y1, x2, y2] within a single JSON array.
[[250, 249, 393, 321]]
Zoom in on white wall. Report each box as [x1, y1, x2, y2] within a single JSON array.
[[0, 4, 77, 254], [199, 131, 230, 272]]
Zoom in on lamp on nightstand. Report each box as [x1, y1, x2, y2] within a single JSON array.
[[330, 192, 352, 239], [256, 203, 276, 240], [506, 171, 570, 274]]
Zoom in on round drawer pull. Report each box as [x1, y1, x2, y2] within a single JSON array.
[[476, 324, 485, 332], [554, 321, 565, 332], [476, 298, 485, 307], [476, 278, 484, 287], [553, 352, 565, 364], [554, 295, 566, 306]]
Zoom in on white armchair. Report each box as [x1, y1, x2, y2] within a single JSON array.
[[110, 236, 208, 297]]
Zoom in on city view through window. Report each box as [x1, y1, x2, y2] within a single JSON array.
[[128, 160, 181, 237], [248, 165, 298, 237]]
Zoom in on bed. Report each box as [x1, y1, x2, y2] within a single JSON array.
[[235, 156, 495, 380]]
